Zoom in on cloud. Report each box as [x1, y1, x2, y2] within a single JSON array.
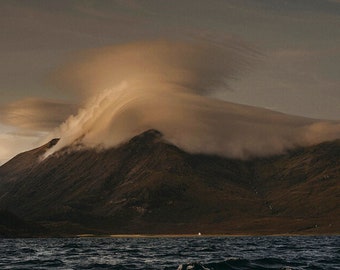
[[0, 98, 77, 131], [50, 39, 256, 97], [43, 39, 340, 159], [0, 96, 75, 164]]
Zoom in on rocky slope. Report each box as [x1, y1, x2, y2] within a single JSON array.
[[0, 130, 339, 235]]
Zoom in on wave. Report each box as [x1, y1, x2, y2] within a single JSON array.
[[176, 258, 292, 270]]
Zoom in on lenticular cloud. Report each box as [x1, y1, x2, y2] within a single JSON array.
[[44, 39, 340, 159]]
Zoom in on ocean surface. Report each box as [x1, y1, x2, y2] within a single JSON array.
[[0, 236, 339, 269]]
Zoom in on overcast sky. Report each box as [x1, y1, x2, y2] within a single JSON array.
[[0, 0, 339, 164]]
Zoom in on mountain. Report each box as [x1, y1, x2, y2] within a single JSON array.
[[0, 130, 339, 236], [0, 209, 48, 237]]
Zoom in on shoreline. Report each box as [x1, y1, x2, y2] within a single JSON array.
[[2, 232, 339, 239], [73, 233, 340, 238]]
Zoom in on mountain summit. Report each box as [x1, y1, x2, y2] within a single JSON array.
[[0, 130, 339, 236]]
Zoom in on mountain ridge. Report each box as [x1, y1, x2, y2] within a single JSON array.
[[0, 130, 339, 236]]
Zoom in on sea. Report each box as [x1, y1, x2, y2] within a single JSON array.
[[0, 236, 339, 269]]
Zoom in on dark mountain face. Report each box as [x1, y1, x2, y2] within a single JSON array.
[[0, 209, 48, 237], [0, 138, 59, 184], [0, 130, 339, 235]]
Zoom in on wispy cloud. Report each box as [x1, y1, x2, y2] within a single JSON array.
[[44, 40, 340, 159], [0, 98, 77, 131]]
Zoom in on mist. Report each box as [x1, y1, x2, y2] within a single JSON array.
[[44, 39, 340, 159]]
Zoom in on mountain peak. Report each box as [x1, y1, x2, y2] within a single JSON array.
[[47, 138, 60, 148], [0, 138, 60, 181], [128, 129, 163, 144]]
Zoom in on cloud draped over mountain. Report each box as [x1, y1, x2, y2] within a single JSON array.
[[41, 39, 340, 159]]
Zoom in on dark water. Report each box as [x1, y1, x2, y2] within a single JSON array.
[[0, 236, 339, 269]]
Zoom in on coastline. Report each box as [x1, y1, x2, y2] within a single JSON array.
[[73, 233, 340, 238]]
